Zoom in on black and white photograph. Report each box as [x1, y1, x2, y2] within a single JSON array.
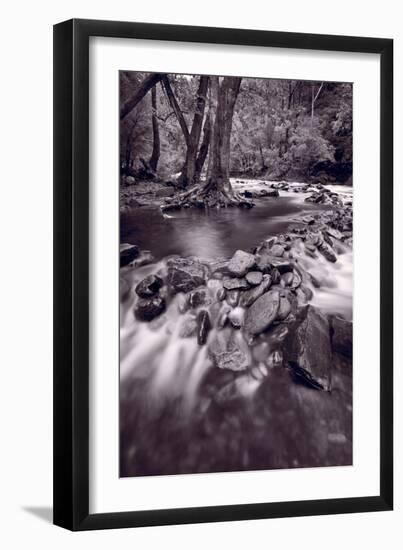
[[119, 71, 353, 477]]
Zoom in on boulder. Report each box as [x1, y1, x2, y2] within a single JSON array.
[[135, 295, 165, 322], [245, 271, 263, 286], [244, 290, 280, 335], [331, 316, 353, 358], [284, 305, 332, 391], [167, 258, 206, 293], [197, 310, 211, 345], [120, 243, 140, 267], [135, 274, 163, 298], [240, 275, 272, 307], [227, 250, 256, 276]]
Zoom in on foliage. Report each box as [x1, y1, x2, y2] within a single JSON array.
[[120, 72, 352, 183]]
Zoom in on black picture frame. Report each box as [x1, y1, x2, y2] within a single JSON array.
[[53, 18, 393, 531]]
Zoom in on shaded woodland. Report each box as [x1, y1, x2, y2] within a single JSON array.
[[120, 72, 352, 202]]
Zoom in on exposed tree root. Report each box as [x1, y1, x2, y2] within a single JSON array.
[[160, 179, 254, 213]]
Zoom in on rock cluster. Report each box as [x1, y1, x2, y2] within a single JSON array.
[[122, 182, 353, 392]]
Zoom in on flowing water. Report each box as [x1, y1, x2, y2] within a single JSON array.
[[120, 182, 353, 477]]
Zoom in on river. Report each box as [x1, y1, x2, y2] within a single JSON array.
[[119, 181, 353, 477]]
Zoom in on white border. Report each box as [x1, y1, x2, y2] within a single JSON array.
[[89, 36, 380, 514]]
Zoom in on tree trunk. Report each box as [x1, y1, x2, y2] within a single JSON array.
[[311, 82, 324, 123], [162, 76, 253, 211], [194, 110, 211, 181], [120, 73, 164, 120], [148, 85, 160, 174], [161, 75, 190, 146], [205, 76, 241, 193], [178, 75, 209, 187]]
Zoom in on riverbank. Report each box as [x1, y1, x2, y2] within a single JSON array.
[[120, 177, 353, 212], [119, 182, 353, 476]]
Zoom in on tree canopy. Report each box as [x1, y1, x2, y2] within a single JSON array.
[[120, 72, 352, 185]]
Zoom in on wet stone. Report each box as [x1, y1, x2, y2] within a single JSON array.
[[228, 307, 245, 329], [331, 316, 352, 358], [244, 290, 280, 335], [135, 274, 163, 298], [240, 275, 272, 308], [217, 287, 227, 301], [167, 258, 206, 293], [270, 244, 285, 257], [245, 271, 263, 286], [197, 310, 211, 345], [135, 295, 166, 322], [284, 305, 332, 391], [120, 243, 140, 267], [227, 250, 256, 277], [226, 290, 240, 307], [188, 288, 208, 308], [223, 277, 249, 291]]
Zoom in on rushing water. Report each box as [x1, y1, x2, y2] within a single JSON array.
[[120, 182, 353, 477]]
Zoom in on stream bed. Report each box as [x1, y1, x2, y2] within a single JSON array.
[[119, 181, 353, 477]]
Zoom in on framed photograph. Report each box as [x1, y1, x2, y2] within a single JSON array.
[[53, 19, 393, 530]]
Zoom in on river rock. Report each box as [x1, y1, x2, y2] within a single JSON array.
[[188, 288, 208, 308], [167, 258, 206, 293], [281, 272, 294, 287], [240, 275, 272, 307], [217, 287, 226, 301], [223, 277, 249, 291], [226, 290, 240, 307], [208, 330, 249, 372], [244, 290, 280, 335], [197, 310, 211, 345], [318, 241, 337, 263], [284, 305, 332, 391], [227, 250, 256, 276], [228, 307, 245, 328], [270, 244, 285, 257], [135, 274, 163, 298], [331, 316, 352, 358], [135, 295, 165, 322], [217, 306, 231, 328], [256, 253, 293, 274], [245, 271, 263, 286], [120, 243, 140, 267], [266, 189, 279, 197], [276, 293, 292, 321]]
